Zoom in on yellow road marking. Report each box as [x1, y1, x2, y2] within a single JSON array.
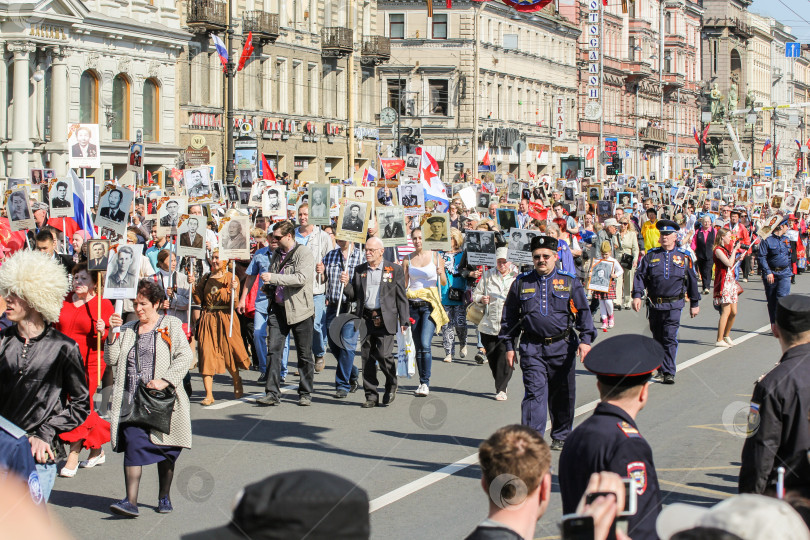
[[659, 480, 734, 499], [688, 423, 746, 434], [658, 466, 738, 472]]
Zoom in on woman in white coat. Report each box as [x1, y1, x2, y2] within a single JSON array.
[[471, 247, 519, 401]]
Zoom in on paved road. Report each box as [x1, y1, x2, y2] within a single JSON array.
[[48, 275, 795, 539]]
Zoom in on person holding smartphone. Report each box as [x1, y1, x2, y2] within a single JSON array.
[[558, 334, 664, 540]]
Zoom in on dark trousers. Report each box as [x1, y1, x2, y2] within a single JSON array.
[[519, 343, 577, 440], [265, 304, 314, 399], [648, 308, 681, 375], [742, 254, 753, 279], [763, 273, 792, 323], [360, 321, 397, 403], [481, 332, 513, 393], [696, 256, 713, 288]]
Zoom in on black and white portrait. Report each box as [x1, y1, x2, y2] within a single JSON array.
[[250, 180, 269, 208], [507, 228, 534, 266], [588, 186, 601, 203], [618, 191, 633, 208], [95, 186, 134, 236], [464, 231, 497, 266], [239, 169, 254, 189], [68, 124, 101, 169], [422, 214, 450, 251], [507, 182, 521, 203], [476, 192, 491, 212], [587, 259, 613, 293], [177, 215, 207, 259], [219, 216, 250, 260], [308, 184, 331, 225], [6, 187, 34, 232], [87, 239, 109, 272], [212, 181, 223, 202], [156, 196, 188, 236], [262, 185, 286, 218], [227, 184, 240, 203], [49, 178, 74, 218], [376, 206, 407, 247], [341, 202, 366, 232], [596, 200, 613, 219], [496, 208, 517, 233], [185, 166, 212, 200], [399, 184, 424, 215], [336, 199, 370, 243], [103, 244, 144, 300]]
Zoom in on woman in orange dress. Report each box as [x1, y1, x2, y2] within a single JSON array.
[[194, 249, 250, 405], [56, 263, 115, 477]]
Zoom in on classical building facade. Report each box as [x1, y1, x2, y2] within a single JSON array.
[[375, 0, 580, 182], [565, 0, 703, 181], [0, 0, 188, 181], [178, 0, 388, 183]]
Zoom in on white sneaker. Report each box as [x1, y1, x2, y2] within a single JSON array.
[[723, 336, 734, 347], [414, 384, 427, 396], [422, 385, 429, 396], [443, 354, 452, 363], [715, 340, 730, 348], [460, 346, 468, 358], [495, 391, 508, 401]]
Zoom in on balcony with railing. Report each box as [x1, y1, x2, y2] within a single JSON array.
[[186, 0, 227, 32], [361, 35, 391, 64], [640, 126, 669, 147], [243, 11, 279, 42], [321, 27, 353, 57], [704, 16, 753, 39], [629, 19, 652, 34], [624, 60, 653, 81]]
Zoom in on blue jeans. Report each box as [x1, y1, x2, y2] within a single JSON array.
[[281, 334, 290, 379], [325, 303, 359, 392], [410, 303, 436, 386], [253, 310, 269, 374], [36, 462, 57, 503], [312, 294, 327, 358]]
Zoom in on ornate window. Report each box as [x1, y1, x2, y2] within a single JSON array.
[[142, 78, 159, 142]]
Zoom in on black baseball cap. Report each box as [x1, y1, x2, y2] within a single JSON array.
[[584, 335, 663, 388]]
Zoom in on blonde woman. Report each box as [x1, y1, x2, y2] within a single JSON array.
[[440, 228, 469, 363], [614, 217, 639, 309]]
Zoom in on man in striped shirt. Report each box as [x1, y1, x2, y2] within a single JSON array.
[[323, 238, 366, 398]]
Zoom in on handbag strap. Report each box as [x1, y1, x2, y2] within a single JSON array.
[[133, 315, 165, 379]]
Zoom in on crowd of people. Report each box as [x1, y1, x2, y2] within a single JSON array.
[[1, 166, 810, 539]]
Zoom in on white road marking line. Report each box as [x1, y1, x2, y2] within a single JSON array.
[[368, 323, 773, 513], [207, 385, 298, 410]]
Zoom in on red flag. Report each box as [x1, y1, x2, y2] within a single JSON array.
[[446, 0, 452, 6], [237, 32, 254, 72], [380, 158, 406, 179], [603, 0, 608, 4], [0, 217, 27, 254], [701, 125, 710, 144], [806, 138, 810, 151], [775, 143, 781, 160], [482, 149, 491, 166], [260, 153, 276, 181], [693, 127, 700, 144], [147, 170, 154, 185], [527, 201, 547, 221], [586, 147, 595, 161]]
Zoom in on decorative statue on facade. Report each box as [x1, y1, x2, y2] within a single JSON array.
[[745, 87, 755, 109], [727, 81, 738, 115], [709, 142, 720, 167], [709, 83, 725, 123]]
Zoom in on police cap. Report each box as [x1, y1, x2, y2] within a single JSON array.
[[656, 219, 679, 234], [530, 235, 558, 252], [584, 335, 663, 387], [776, 295, 810, 334]]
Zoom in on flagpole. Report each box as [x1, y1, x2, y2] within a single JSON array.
[[224, 0, 235, 185]]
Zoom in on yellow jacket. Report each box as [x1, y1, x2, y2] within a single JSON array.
[[641, 220, 660, 251], [407, 287, 450, 328]]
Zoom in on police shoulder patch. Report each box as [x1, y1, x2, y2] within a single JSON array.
[[627, 462, 648, 495], [676, 247, 691, 256], [747, 402, 760, 436], [617, 421, 642, 438], [518, 270, 533, 279], [557, 269, 576, 279]]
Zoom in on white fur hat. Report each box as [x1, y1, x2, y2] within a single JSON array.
[[0, 249, 69, 323]]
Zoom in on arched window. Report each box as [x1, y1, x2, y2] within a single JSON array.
[[112, 74, 129, 140], [79, 70, 98, 123], [665, 12, 672, 35], [142, 78, 159, 142]]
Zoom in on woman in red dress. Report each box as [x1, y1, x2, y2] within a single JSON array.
[[56, 263, 115, 477]]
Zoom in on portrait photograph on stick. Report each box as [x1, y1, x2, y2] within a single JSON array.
[[464, 230, 497, 266], [155, 196, 188, 236], [308, 183, 331, 225], [87, 239, 110, 272], [376, 205, 407, 247], [103, 243, 144, 300], [6, 186, 35, 232], [262, 185, 286, 218], [336, 199, 371, 243], [177, 214, 207, 259], [68, 123, 101, 169], [94, 185, 134, 237], [506, 228, 536, 266], [421, 213, 450, 251], [587, 259, 613, 293], [185, 165, 212, 201], [399, 183, 424, 215], [127, 142, 144, 174], [48, 178, 74, 217], [218, 216, 251, 260]]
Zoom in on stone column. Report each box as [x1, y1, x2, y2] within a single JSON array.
[[7, 41, 35, 179], [46, 46, 70, 175]]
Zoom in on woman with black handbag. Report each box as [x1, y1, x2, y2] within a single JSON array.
[[439, 228, 469, 363], [106, 279, 193, 518]]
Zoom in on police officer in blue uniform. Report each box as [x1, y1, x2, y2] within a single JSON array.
[[758, 217, 792, 325], [559, 334, 664, 540], [632, 219, 700, 384], [500, 235, 596, 450]]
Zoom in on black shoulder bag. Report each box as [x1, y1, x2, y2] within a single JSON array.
[[121, 320, 176, 435], [262, 245, 299, 301]]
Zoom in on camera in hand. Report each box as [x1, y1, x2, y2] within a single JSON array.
[[739, 243, 750, 250]]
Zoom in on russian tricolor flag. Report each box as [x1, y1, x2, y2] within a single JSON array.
[[70, 169, 96, 239], [212, 34, 229, 72], [762, 138, 772, 158]]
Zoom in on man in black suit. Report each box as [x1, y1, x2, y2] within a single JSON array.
[[50, 181, 71, 209], [342, 236, 409, 408], [694, 215, 716, 293], [159, 200, 180, 227], [342, 204, 364, 233], [401, 186, 418, 207], [99, 189, 126, 223], [179, 217, 204, 249], [381, 212, 404, 239], [35, 230, 74, 274], [87, 241, 108, 271]]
